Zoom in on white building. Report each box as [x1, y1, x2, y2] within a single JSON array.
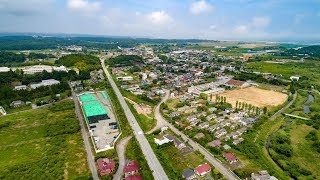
[[22, 65, 69, 74], [0, 67, 10, 72], [117, 76, 133, 81], [14, 85, 27, 91], [290, 76, 300, 81], [30, 79, 60, 89]]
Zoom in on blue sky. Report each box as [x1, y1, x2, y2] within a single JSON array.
[[0, 0, 320, 41]]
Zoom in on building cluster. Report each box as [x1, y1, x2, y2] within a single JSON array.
[[14, 79, 60, 91]]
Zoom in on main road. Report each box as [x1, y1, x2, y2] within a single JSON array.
[[100, 59, 169, 180], [69, 83, 99, 180], [155, 89, 240, 180]]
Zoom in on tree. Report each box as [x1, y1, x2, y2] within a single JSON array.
[[235, 101, 239, 109], [263, 107, 268, 114], [223, 97, 227, 103]]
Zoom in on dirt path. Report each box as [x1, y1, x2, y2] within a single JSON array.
[[113, 136, 132, 180]]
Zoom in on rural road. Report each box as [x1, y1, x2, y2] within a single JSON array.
[[270, 92, 297, 121], [69, 83, 99, 180], [154, 89, 240, 180], [146, 90, 170, 134], [113, 136, 132, 180], [101, 59, 169, 180]]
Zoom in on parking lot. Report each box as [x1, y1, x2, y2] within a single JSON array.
[[78, 91, 120, 152]]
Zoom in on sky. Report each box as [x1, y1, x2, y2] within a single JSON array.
[[0, 0, 320, 41]]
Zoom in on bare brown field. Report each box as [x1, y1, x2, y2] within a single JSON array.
[[216, 86, 288, 108]]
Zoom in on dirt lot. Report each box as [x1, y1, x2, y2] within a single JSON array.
[[216, 87, 288, 108]]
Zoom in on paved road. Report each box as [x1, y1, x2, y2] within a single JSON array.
[[101, 59, 169, 180], [114, 136, 132, 180], [154, 89, 240, 180], [69, 84, 99, 180], [270, 92, 297, 121]]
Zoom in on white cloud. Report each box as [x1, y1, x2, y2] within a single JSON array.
[[209, 25, 217, 30], [190, 0, 214, 15], [67, 0, 101, 13], [234, 25, 249, 34], [146, 11, 173, 26], [0, 0, 53, 16], [252, 16, 270, 29]]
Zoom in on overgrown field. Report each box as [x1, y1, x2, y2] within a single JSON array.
[[0, 100, 91, 179], [246, 61, 320, 87]]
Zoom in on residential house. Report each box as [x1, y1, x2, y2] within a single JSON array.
[[214, 128, 227, 138], [208, 125, 220, 132], [182, 169, 197, 180], [233, 138, 244, 146], [223, 144, 231, 150], [124, 160, 140, 177], [97, 158, 115, 175], [125, 175, 142, 180], [10, 100, 25, 107], [190, 119, 201, 127], [168, 111, 180, 118], [198, 122, 210, 129], [207, 140, 222, 148], [251, 170, 278, 180], [194, 164, 211, 176], [164, 134, 186, 150], [194, 133, 205, 139], [224, 152, 238, 164]]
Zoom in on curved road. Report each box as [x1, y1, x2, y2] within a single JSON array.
[[101, 59, 169, 180], [270, 92, 297, 121], [113, 136, 132, 180], [155, 89, 240, 180]]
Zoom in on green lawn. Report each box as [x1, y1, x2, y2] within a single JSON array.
[[0, 100, 91, 179], [146, 133, 208, 179]]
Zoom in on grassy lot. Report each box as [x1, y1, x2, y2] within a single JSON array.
[[0, 100, 91, 179], [107, 86, 132, 137], [146, 133, 209, 179], [126, 137, 154, 180], [246, 61, 320, 87], [6, 105, 32, 114], [126, 101, 156, 132], [289, 123, 320, 179]]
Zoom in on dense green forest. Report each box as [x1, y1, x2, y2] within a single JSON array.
[[0, 51, 26, 64], [55, 54, 99, 70], [281, 45, 320, 57], [28, 52, 55, 60], [107, 55, 144, 67], [0, 36, 215, 50]]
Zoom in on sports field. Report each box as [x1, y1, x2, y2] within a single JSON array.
[[217, 87, 288, 108]]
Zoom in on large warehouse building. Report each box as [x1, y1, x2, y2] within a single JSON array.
[[79, 93, 109, 124]]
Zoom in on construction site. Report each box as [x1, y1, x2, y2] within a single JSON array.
[[78, 91, 120, 152]]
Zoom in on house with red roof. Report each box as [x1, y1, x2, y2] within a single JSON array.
[[125, 174, 142, 180], [224, 152, 238, 163], [96, 158, 115, 175], [125, 160, 140, 177], [194, 163, 211, 176]]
